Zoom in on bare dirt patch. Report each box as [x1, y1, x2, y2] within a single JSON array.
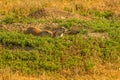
[[85, 32, 109, 39]]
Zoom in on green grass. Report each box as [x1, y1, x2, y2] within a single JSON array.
[[0, 16, 52, 24], [76, 9, 115, 18], [0, 18, 120, 75]]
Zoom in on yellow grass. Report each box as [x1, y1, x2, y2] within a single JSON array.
[[0, 64, 120, 80], [0, 0, 120, 17]]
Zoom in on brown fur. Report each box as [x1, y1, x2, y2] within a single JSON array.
[[39, 30, 53, 37], [25, 27, 67, 38], [25, 27, 53, 37], [25, 27, 41, 36]]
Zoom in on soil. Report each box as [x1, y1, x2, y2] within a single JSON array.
[[0, 23, 59, 32], [28, 8, 82, 19], [87, 32, 109, 39]]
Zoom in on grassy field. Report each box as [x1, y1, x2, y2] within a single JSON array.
[[0, 0, 120, 80]]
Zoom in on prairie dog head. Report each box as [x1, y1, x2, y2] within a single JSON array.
[[53, 27, 67, 37]]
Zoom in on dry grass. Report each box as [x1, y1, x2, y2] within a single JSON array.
[[0, 64, 120, 80], [0, 0, 120, 18]]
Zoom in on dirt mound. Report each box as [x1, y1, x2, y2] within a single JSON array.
[[28, 8, 80, 19]]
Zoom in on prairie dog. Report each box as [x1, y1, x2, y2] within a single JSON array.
[[25, 27, 41, 36], [25, 27, 66, 38], [25, 27, 53, 37], [53, 27, 67, 37]]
